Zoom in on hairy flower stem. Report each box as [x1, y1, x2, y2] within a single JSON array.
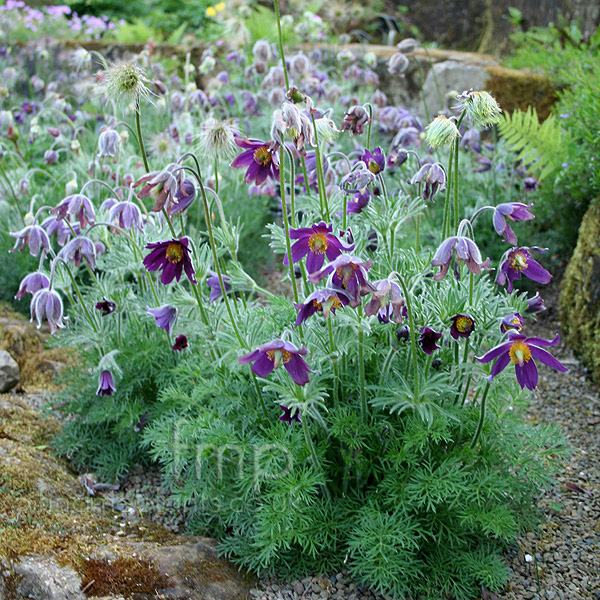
[[442, 147, 453, 239], [397, 275, 420, 402], [358, 319, 367, 419], [470, 382, 491, 448], [273, 0, 290, 91], [328, 318, 339, 408], [279, 149, 300, 307], [365, 103, 373, 149], [452, 110, 467, 233], [135, 98, 150, 174], [62, 262, 98, 332], [0, 163, 24, 226], [301, 414, 322, 473], [311, 114, 331, 221]]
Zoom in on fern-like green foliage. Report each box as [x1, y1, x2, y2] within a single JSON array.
[[497, 107, 567, 182]]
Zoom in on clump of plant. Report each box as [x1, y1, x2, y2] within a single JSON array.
[[4, 10, 569, 599]]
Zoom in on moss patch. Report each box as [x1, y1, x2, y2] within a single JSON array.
[[559, 198, 600, 380]]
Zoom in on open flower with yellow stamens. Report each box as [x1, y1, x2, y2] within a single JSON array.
[[476, 331, 567, 391], [294, 287, 349, 326], [231, 137, 279, 185], [238, 339, 312, 386], [496, 246, 552, 293], [143, 237, 197, 285], [450, 313, 475, 340], [284, 222, 354, 274]]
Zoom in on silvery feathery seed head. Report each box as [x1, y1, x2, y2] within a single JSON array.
[[454, 90, 502, 128], [195, 118, 239, 161], [424, 115, 460, 148], [101, 62, 151, 104]]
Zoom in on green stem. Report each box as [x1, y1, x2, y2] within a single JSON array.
[[443, 147, 454, 239], [470, 382, 491, 449], [135, 98, 150, 174], [311, 114, 330, 221], [453, 137, 460, 233], [279, 149, 300, 306], [62, 262, 97, 332], [397, 275, 420, 402], [273, 0, 290, 90], [358, 321, 367, 419], [328, 317, 338, 408], [365, 103, 373, 149]]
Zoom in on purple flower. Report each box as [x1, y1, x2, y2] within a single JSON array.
[[473, 154, 492, 172], [231, 137, 279, 185], [207, 270, 232, 302], [525, 292, 546, 314], [41, 216, 74, 247], [339, 166, 375, 195], [308, 254, 374, 307], [238, 339, 312, 386], [361, 147, 385, 174], [107, 201, 144, 232], [524, 177, 538, 191], [146, 304, 177, 334], [96, 297, 116, 316], [170, 179, 196, 215], [44, 149, 58, 164], [492, 203, 535, 245], [135, 163, 185, 215], [172, 334, 188, 351], [294, 288, 349, 326], [143, 237, 197, 285], [30, 288, 66, 334], [500, 313, 523, 333], [364, 279, 405, 324], [96, 369, 116, 396], [339, 105, 370, 136], [450, 313, 475, 340], [51, 194, 96, 228], [391, 126, 421, 148], [496, 246, 552, 293], [460, 128, 480, 152], [431, 236, 491, 281], [279, 404, 301, 424], [98, 129, 121, 157], [419, 327, 442, 355], [476, 331, 568, 390], [387, 149, 408, 168], [343, 190, 371, 215], [9, 224, 50, 258], [57, 236, 96, 269], [15, 271, 50, 300], [409, 163, 446, 201], [284, 222, 354, 274]]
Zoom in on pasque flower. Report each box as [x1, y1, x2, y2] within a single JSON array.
[[9, 224, 50, 258], [496, 246, 552, 292], [16, 272, 50, 301], [431, 236, 490, 281], [143, 237, 197, 285], [339, 105, 370, 136], [57, 236, 97, 269], [294, 288, 349, 326], [107, 201, 144, 231], [146, 304, 177, 334], [455, 90, 502, 128], [476, 331, 567, 390], [308, 254, 374, 307], [500, 313, 523, 333], [424, 115, 460, 148], [170, 179, 196, 215], [135, 163, 185, 214], [492, 203, 534, 245], [30, 288, 66, 334], [231, 137, 280, 185], [98, 129, 121, 157], [96, 297, 117, 316], [526, 292, 546, 314], [238, 340, 312, 386], [96, 369, 116, 396], [364, 279, 405, 324], [284, 222, 354, 274], [172, 334, 188, 351], [279, 404, 301, 424], [51, 194, 96, 228], [41, 216, 73, 247], [450, 313, 475, 339], [207, 270, 231, 302], [361, 147, 385, 174], [409, 162, 446, 201], [419, 327, 442, 355]]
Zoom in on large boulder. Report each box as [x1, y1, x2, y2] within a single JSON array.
[[0, 350, 19, 393], [560, 199, 600, 381]]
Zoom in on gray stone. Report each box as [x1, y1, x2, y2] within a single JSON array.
[[0, 350, 19, 393]]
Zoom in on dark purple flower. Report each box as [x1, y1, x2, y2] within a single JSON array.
[[473, 154, 492, 172], [500, 313, 523, 333], [431, 236, 491, 281], [496, 246, 552, 293], [170, 179, 196, 215], [387, 149, 408, 168], [524, 177, 538, 192], [284, 222, 354, 274], [143, 237, 197, 285], [97, 369, 116, 396], [207, 270, 232, 302], [238, 339, 312, 386], [492, 203, 535, 245], [308, 254, 374, 307], [51, 194, 96, 228], [339, 105, 370, 136], [343, 190, 371, 215], [525, 292, 546, 314], [172, 334, 188, 351], [231, 138, 279, 185], [107, 201, 144, 232], [339, 166, 375, 195], [419, 327, 442, 355], [409, 162, 446, 202], [57, 236, 97, 269], [364, 279, 405, 324], [16, 271, 50, 301], [146, 304, 177, 334], [361, 147, 385, 174], [30, 288, 65, 334], [476, 331, 568, 390], [294, 288, 349, 325], [9, 225, 50, 258], [96, 297, 116, 316], [450, 313, 475, 340], [279, 404, 301, 424], [44, 149, 58, 164], [460, 128, 480, 152]]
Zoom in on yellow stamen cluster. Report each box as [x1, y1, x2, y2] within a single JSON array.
[[455, 315, 474, 333], [253, 146, 272, 167], [266, 349, 291, 364], [336, 264, 358, 287], [509, 251, 528, 273], [165, 243, 184, 264], [308, 232, 329, 255], [509, 341, 531, 366]]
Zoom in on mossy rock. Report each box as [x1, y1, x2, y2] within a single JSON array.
[[559, 198, 600, 380]]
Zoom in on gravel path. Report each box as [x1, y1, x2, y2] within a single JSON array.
[[103, 287, 600, 600]]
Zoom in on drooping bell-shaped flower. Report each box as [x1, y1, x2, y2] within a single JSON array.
[[30, 288, 66, 334]]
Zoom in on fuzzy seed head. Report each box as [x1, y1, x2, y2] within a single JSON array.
[[196, 117, 239, 161], [424, 115, 460, 148], [103, 62, 151, 103], [455, 90, 502, 128]]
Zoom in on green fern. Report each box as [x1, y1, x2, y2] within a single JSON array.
[[497, 106, 567, 181]]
